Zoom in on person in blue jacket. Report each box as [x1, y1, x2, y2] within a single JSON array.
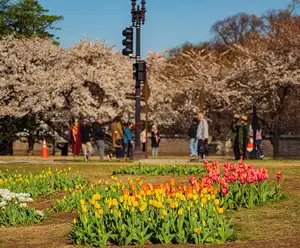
[[123, 122, 134, 159]]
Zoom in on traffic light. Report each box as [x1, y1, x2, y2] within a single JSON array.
[[133, 61, 146, 81], [122, 27, 133, 56]]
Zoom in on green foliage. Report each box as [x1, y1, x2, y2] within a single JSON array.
[[220, 181, 285, 210], [0, 0, 63, 42], [0, 202, 44, 226], [0, 168, 87, 199], [112, 164, 206, 176]]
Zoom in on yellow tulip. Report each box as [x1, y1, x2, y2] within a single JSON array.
[[217, 207, 224, 214], [178, 208, 183, 216], [162, 209, 168, 216], [112, 198, 118, 207], [92, 193, 101, 200], [194, 228, 200, 234], [214, 199, 220, 206], [95, 203, 101, 209], [148, 218, 152, 222], [98, 209, 104, 215], [82, 207, 87, 213], [73, 218, 77, 224], [80, 199, 85, 205]]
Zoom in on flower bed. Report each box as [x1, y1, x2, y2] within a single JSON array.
[[0, 189, 44, 226], [67, 178, 234, 246], [190, 161, 284, 209], [0, 168, 86, 198], [53, 161, 284, 247], [112, 164, 206, 176]]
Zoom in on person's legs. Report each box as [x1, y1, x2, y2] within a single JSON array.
[[198, 139, 205, 159], [233, 137, 240, 160], [97, 140, 105, 160], [81, 143, 87, 161], [155, 147, 158, 156], [152, 147, 155, 157], [86, 142, 93, 159], [142, 143, 146, 152], [194, 139, 198, 156], [127, 142, 133, 159], [189, 138, 195, 156], [256, 139, 264, 158]]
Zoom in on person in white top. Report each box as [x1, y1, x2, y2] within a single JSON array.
[[196, 112, 209, 160], [140, 128, 147, 152]]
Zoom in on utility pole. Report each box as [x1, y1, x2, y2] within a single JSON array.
[[122, 0, 147, 159]]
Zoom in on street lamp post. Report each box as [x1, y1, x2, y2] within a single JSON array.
[[128, 0, 147, 158]]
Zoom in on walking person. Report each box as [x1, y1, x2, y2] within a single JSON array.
[[151, 125, 160, 157], [92, 118, 106, 161], [111, 116, 124, 160], [196, 113, 209, 160], [239, 116, 250, 160], [255, 123, 264, 159], [80, 119, 93, 162], [71, 121, 81, 160], [140, 127, 147, 152], [229, 114, 241, 160], [188, 118, 199, 157], [123, 122, 134, 159]]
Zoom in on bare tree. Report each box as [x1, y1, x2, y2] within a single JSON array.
[[210, 13, 264, 45]]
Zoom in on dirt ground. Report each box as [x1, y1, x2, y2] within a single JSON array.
[[0, 159, 300, 248]]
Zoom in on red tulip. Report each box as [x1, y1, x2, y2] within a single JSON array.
[[221, 187, 228, 195], [189, 176, 197, 186], [276, 172, 282, 180]]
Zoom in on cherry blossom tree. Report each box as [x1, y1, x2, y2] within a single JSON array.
[[220, 17, 300, 157], [0, 37, 134, 146]]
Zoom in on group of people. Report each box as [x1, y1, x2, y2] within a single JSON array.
[[70, 116, 162, 161], [71, 118, 106, 161], [188, 112, 264, 161], [188, 112, 209, 160], [229, 114, 264, 160], [110, 116, 161, 159]]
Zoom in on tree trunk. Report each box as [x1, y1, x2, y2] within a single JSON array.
[[27, 136, 35, 156], [272, 125, 280, 159]]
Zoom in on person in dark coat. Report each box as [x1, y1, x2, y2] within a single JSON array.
[[92, 119, 106, 161], [80, 119, 93, 162], [239, 115, 250, 160], [229, 114, 241, 160]]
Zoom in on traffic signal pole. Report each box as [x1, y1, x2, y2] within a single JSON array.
[[135, 20, 141, 150], [122, 0, 146, 159]]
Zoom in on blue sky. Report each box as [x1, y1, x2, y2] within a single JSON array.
[[40, 0, 291, 57]]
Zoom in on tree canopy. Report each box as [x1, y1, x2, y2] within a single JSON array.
[[0, 0, 62, 42]]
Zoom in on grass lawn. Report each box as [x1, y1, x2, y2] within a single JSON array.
[[0, 158, 300, 248]]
